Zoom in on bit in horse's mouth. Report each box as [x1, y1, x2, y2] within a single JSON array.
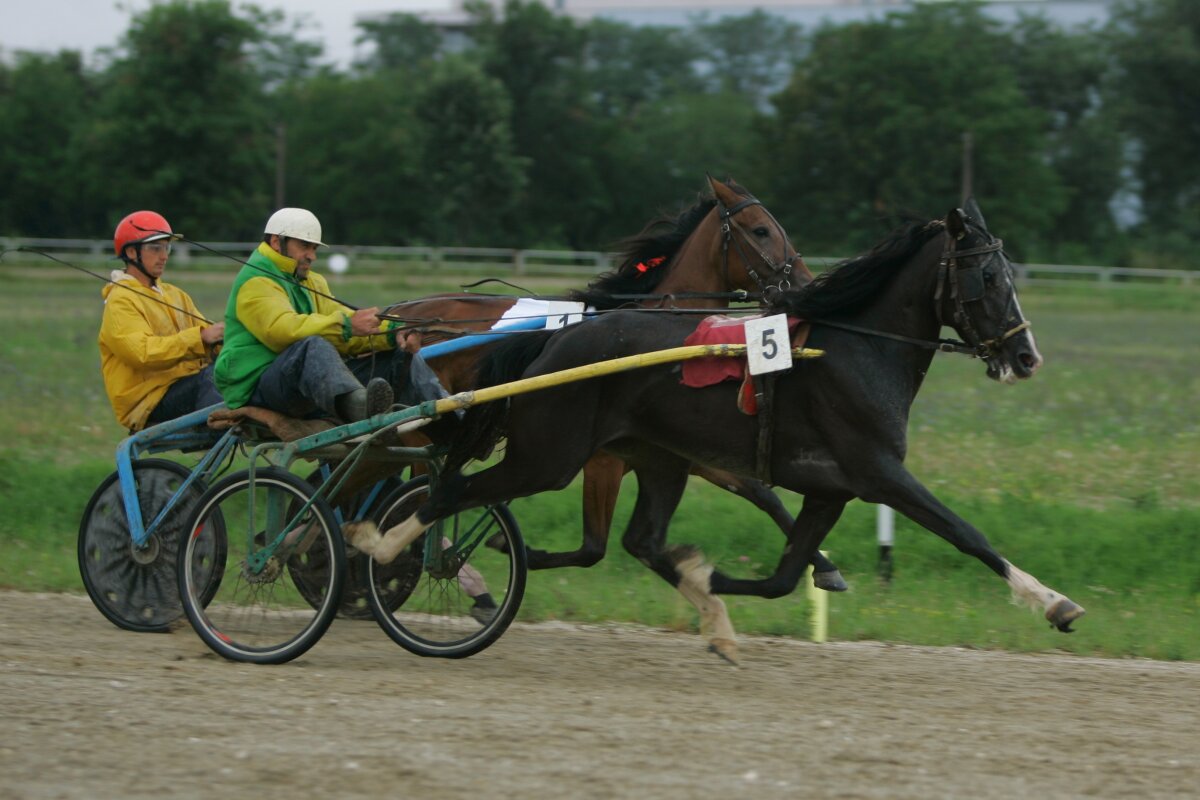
[[987, 360, 1018, 384]]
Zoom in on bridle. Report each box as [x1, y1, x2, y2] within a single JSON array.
[[717, 197, 805, 302], [934, 228, 1031, 360], [813, 221, 1033, 361]]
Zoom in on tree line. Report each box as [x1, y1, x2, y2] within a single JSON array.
[[0, 0, 1195, 268]]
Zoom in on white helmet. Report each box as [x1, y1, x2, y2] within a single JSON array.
[[264, 207, 326, 247]]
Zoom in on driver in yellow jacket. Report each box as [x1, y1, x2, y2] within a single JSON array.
[[98, 210, 225, 431]]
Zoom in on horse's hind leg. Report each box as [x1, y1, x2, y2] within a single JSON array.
[[689, 463, 848, 592], [708, 496, 847, 599], [524, 452, 626, 570], [618, 457, 739, 664]]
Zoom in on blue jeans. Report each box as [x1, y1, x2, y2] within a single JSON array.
[[246, 336, 441, 418], [146, 364, 223, 426]]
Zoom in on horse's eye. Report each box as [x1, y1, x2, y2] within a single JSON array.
[[753, 226, 770, 238]]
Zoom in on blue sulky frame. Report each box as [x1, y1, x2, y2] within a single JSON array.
[[114, 403, 235, 549]]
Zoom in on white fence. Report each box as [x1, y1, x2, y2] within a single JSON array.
[[2, 237, 1197, 285], [1014, 262, 1196, 287]]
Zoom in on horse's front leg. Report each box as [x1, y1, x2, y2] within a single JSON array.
[[860, 466, 1085, 632], [707, 495, 848, 598], [689, 463, 848, 592]]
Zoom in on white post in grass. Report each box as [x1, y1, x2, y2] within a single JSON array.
[[805, 552, 829, 643], [877, 505, 895, 581]]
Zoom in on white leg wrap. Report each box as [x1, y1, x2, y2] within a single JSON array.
[[373, 514, 433, 565], [1004, 560, 1065, 613], [343, 521, 382, 557], [675, 552, 737, 644]]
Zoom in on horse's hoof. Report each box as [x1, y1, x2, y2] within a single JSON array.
[[342, 521, 380, 557], [484, 532, 511, 554], [708, 638, 739, 666], [813, 569, 848, 592], [1046, 598, 1086, 633]]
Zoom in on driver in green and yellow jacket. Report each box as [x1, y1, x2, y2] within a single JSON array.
[[213, 207, 423, 421]]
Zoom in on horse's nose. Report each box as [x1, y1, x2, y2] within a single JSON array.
[[1017, 349, 1042, 375]]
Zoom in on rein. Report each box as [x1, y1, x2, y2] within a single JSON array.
[[2, 247, 216, 326], [3, 246, 400, 348], [455, 277, 760, 304], [378, 303, 762, 331], [175, 235, 362, 311], [384, 290, 759, 310], [810, 319, 978, 356], [110, 220, 365, 312]]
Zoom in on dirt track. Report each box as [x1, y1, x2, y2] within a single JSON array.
[[1, 591, 1197, 799]]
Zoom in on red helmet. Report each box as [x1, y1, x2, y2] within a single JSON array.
[[113, 210, 179, 258]]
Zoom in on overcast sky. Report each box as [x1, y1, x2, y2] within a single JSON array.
[[0, 0, 454, 67]]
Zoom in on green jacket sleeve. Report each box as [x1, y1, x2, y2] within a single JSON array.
[[309, 273, 397, 355]]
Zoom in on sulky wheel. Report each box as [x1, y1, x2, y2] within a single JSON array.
[[77, 458, 224, 632], [177, 466, 344, 664], [364, 475, 526, 659]]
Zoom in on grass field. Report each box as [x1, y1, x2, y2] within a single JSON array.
[[0, 260, 1197, 660]]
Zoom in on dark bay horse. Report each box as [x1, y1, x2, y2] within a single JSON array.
[[351, 203, 1085, 663], [380, 177, 848, 589]]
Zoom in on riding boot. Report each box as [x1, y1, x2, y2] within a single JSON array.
[[334, 377, 393, 422]]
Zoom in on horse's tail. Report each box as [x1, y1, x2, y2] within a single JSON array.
[[443, 329, 558, 473]]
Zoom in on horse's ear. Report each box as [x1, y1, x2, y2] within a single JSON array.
[[708, 175, 738, 206], [946, 208, 968, 240], [962, 196, 988, 231]]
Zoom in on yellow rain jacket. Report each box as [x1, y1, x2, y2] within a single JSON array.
[[98, 271, 211, 430]]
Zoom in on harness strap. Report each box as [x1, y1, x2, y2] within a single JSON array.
[[721, 198, 762, 217], [126, 253, 158, 288], [947, 240, 1003, 259], [754, 373, 777, 484], [813, 319, 978, 355], [751, 320, 811, 484], [933, 260, 948, 328]]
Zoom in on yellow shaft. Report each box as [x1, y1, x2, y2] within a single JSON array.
[[432, 344, 824, 415]]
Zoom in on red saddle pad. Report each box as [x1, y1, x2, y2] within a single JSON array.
[[680, 314, 804, 387]]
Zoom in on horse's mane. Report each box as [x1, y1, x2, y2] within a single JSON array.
[[570, 183, 750, 309], [772, 220, 945, 319]]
